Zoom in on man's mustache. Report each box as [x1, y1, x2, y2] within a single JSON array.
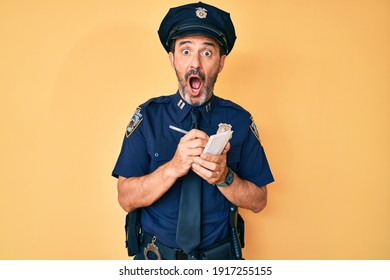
[[185, 69, 205, 81]]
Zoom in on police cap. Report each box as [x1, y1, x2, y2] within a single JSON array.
[[158, 2, 236, 55]]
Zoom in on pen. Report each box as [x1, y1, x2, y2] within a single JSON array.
[[169, 125, 189, 135]]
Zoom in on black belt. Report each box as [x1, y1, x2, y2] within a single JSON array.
[[141, 231, 234, 260]]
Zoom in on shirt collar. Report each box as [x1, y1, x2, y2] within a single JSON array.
[[173, 91, 215, 125]]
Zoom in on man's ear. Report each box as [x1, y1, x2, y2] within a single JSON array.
[[218, 55, 227, 73], [169, 52, 175, 68]]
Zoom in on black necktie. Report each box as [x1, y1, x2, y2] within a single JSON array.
[[190, 109, 200, 129], [176, 109, 202, 253]]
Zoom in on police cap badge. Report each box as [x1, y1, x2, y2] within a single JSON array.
[[195, 7, 207, 19]]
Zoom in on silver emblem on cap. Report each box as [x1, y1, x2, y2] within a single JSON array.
[[195, 7, 207, 19]]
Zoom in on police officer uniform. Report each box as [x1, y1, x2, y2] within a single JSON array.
[[112, 2, 274, 260]]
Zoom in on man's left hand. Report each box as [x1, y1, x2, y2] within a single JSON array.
[[191, 142, 230, 185]]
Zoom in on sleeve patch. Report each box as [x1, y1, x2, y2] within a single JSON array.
[[249, 116, 261, 144], [126, 107, 143, 138]]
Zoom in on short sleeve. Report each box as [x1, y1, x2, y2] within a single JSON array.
[[112, 116, 149, 178], [236, 117, 274, 187]]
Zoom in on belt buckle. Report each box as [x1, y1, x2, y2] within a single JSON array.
[[143, 236, 162, 260]]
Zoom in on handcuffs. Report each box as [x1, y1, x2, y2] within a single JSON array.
[[143, 236, 162, 260]]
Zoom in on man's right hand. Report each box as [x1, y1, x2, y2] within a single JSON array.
[[170, 129, 209, 177]]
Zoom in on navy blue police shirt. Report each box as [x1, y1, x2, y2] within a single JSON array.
[[112, 92, 274, 250]]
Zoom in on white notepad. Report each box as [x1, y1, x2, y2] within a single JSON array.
[[203, 130, 234, 155]]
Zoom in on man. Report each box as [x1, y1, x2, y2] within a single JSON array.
[[112, 2, 274, 260]]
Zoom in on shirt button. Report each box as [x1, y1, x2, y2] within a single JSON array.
[[154, 153, 159, 157]]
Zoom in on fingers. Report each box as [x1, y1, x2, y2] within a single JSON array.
[[192, 141, 231, 185], [192, 161, 226, 185], [192, 153, 227, 185], [179, 130, 208, 155], [182, 129, 209, 141], [170, 129, 209, 176]]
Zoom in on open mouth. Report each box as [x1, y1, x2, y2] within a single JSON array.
[[185, 69, 205, 97], [190, 76, 202, 91]]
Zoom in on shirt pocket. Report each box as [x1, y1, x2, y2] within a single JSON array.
[[227, 146, 241, 173], [147, 142, 176, 173]]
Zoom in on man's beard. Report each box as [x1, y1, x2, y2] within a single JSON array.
[[175, 68, 219, 107]]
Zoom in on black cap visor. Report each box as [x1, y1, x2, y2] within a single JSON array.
[[167, 22, 229, 54]]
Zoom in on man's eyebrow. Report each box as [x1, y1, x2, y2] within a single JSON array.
[[203, 41, 217, 47], [178, 40, 193, 46]]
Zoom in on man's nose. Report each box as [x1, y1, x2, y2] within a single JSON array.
[[190, 53, 201, 69]]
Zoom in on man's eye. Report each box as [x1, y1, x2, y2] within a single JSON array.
[[203, 50, 212, 56], [182, 49, 190, 55]]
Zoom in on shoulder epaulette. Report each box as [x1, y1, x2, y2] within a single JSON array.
[[139, 96, 171, 109], [218, 98, 247, 113]]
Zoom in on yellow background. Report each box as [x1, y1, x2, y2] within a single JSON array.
[[1, 0, 389, 259]]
